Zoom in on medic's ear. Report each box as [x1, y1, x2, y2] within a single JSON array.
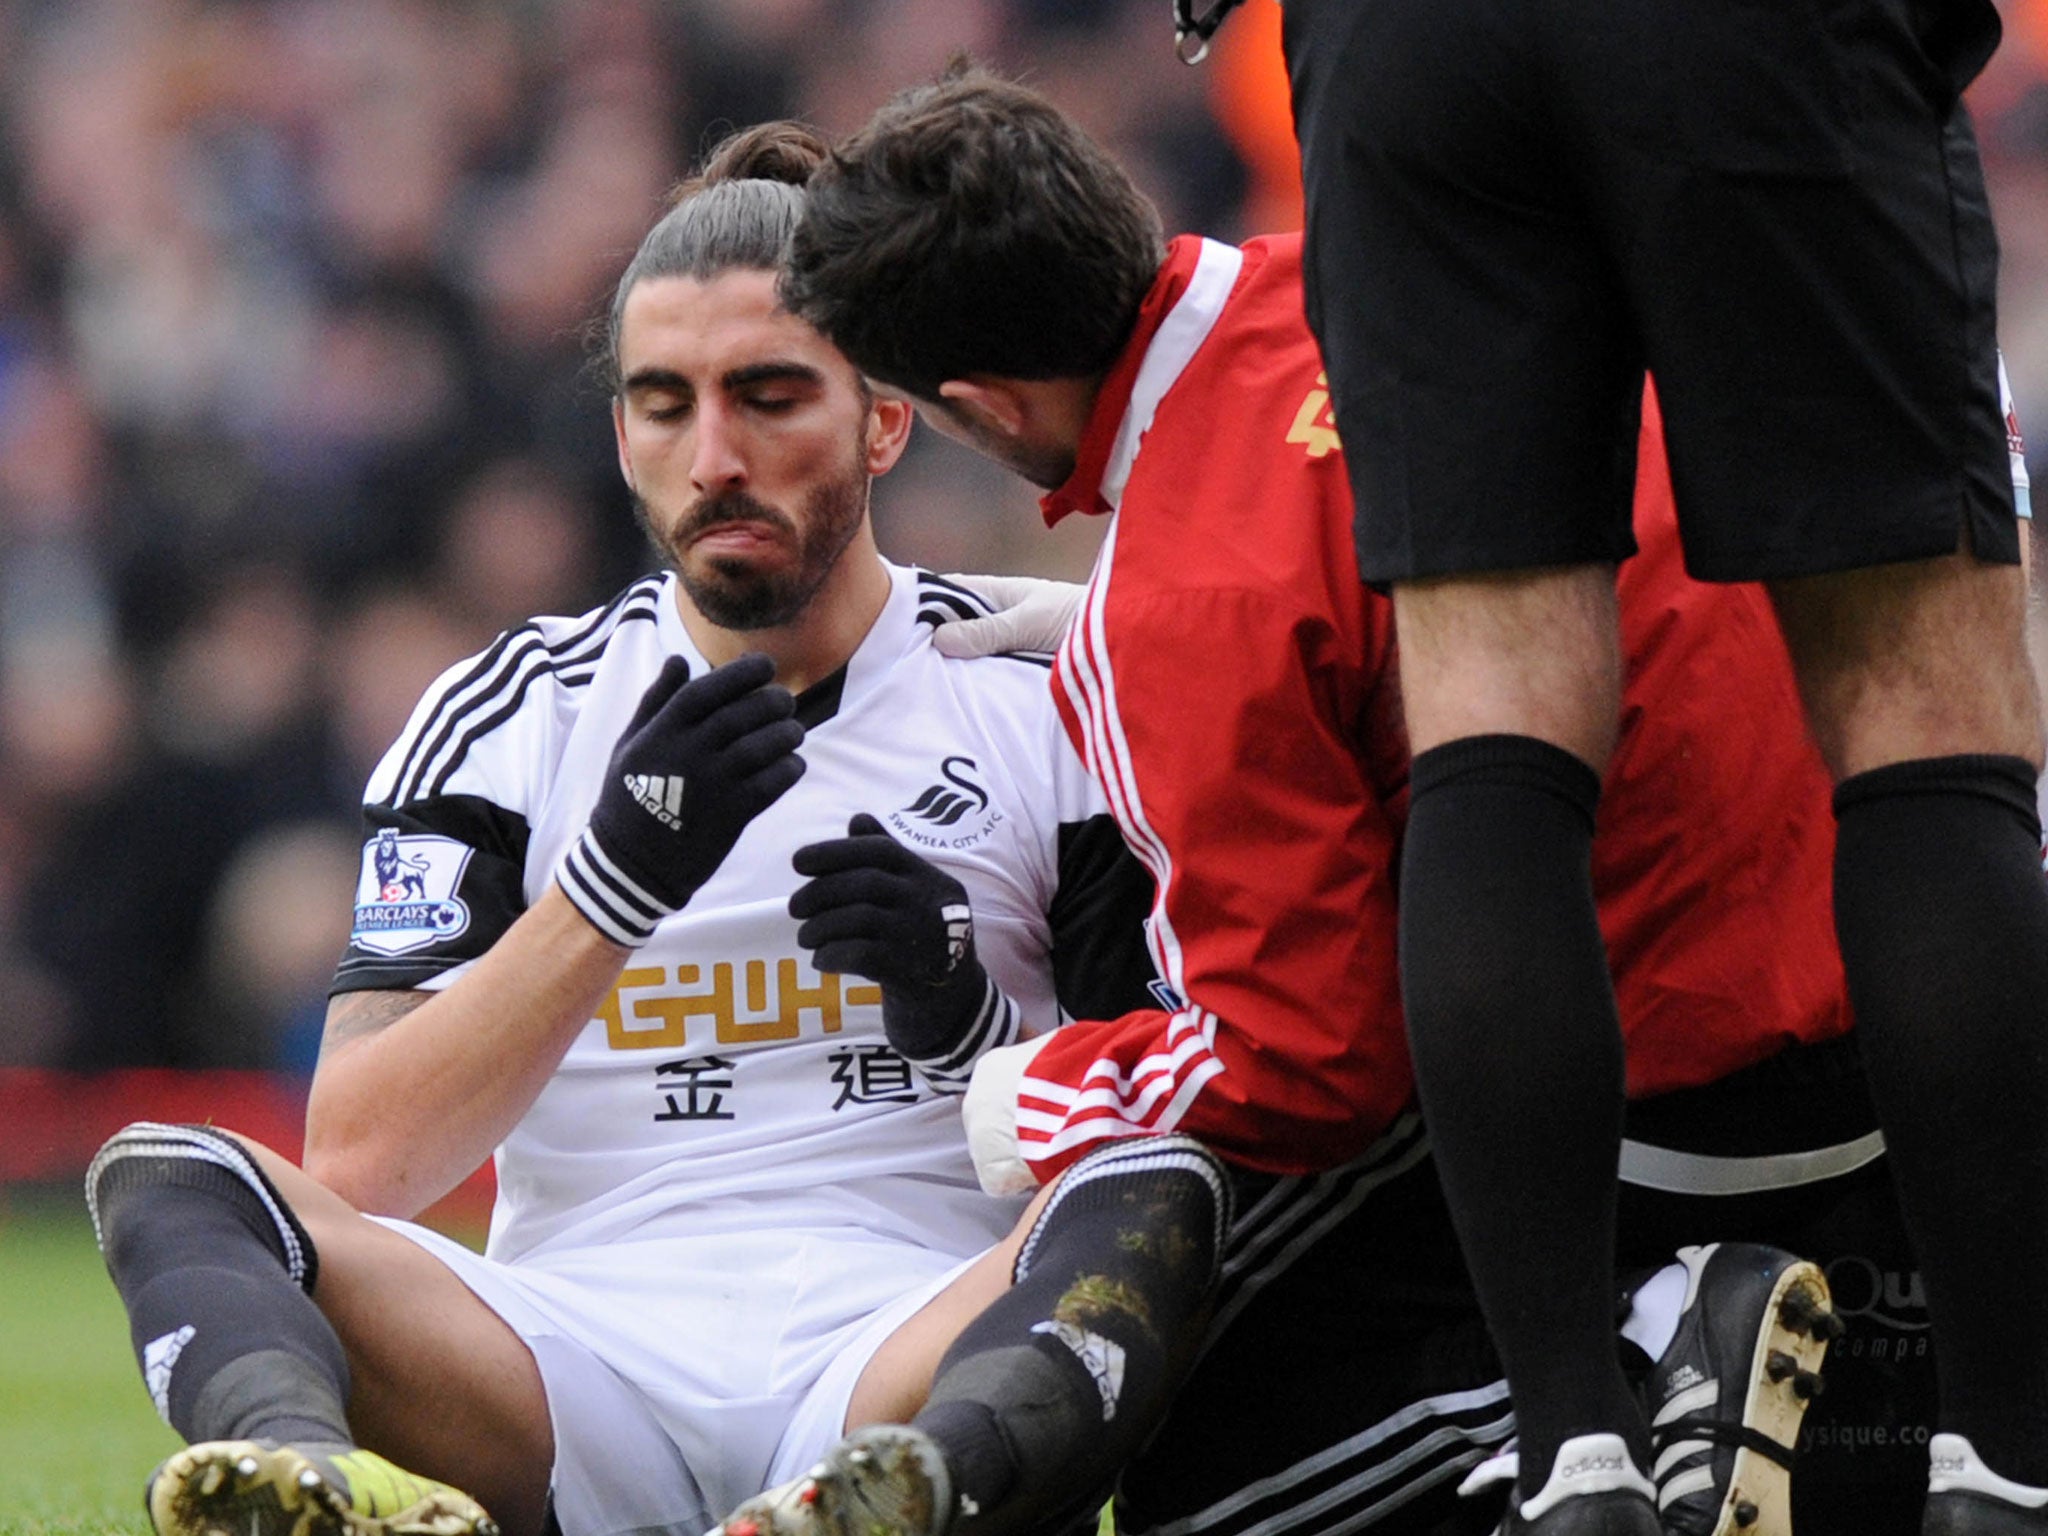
[[937, 377, 1031, 441]]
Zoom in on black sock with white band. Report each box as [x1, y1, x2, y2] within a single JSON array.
[[915, 1135, 1232, 1536], [87, 1123, 352, 1448]]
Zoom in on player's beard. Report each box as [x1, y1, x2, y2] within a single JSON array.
[[637, 463, 870, 631]]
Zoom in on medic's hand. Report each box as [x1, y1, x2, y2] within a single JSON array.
[[930, 574, 1085, 658]]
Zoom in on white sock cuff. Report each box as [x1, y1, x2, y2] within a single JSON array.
[[1619, 1259, 1690, 1363]]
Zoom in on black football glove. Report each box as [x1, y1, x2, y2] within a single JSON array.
[[789, 813, 1021, 1087], [560, 653, 806, 946]]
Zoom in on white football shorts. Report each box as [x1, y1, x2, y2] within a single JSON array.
[[376, 1220, 980, 1536]]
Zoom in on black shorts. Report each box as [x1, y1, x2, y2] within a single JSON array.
[[1120, 1036, 1924, 1535], [1284, 0, 2019, 584]]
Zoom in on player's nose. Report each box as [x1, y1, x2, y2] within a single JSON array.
[[689, 401, 749, 492]]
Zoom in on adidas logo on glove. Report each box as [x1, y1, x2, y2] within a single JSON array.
[[626, 773, 687, 830]]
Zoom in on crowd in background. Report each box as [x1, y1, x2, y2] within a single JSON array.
[[0, 0, 2044, 1073]]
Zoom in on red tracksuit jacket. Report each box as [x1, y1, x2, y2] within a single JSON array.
[[1015, 232, 1847, 1183]]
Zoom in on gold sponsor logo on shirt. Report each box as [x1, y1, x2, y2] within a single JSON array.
[[598, 959, 882, 1050]]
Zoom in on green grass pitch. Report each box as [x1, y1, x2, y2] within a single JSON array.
[[0, 1189, 174, 1535]]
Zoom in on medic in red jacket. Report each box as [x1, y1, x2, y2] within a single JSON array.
[[982, 231, 1848, 1188]]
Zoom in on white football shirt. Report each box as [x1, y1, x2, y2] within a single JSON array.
[[335, 561, 1156, 1267]]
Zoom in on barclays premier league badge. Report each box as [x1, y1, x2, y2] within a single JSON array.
[[351, 829, 474, 956]]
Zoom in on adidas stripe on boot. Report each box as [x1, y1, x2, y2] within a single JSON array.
[[1641, 1243, 1839, 1536]]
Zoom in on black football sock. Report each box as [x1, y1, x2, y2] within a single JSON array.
[[1833, 754, 2048, 1484], [914, 1136, 1230, 1536], [87, 1123, 352, 1449], [1400, 734, 1648, 1493]]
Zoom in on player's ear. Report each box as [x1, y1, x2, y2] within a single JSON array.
[[612, 397, 637, 491], [938, 377, 1029, 442], [864, 393, 914, 475]]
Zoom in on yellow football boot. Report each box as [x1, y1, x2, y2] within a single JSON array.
[[146, 1441, 499, 1536]]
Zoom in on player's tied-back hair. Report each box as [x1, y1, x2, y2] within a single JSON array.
[[600, 120, 830, 392], [783, 64, 1166, 402]]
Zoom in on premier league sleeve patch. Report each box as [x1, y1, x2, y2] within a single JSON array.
[[352, 829, 476, 957]]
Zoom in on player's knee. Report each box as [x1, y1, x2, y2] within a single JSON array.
[[1016, 1135, 1233, 1317], [1773, 558, 2042, 774], [1802, 677, 2041, 777], [87, 1121, 320, 1292], [1393, 567, 1623, 764]]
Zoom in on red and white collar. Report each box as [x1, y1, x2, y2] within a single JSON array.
[[1040, 236, 1244, 525]]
